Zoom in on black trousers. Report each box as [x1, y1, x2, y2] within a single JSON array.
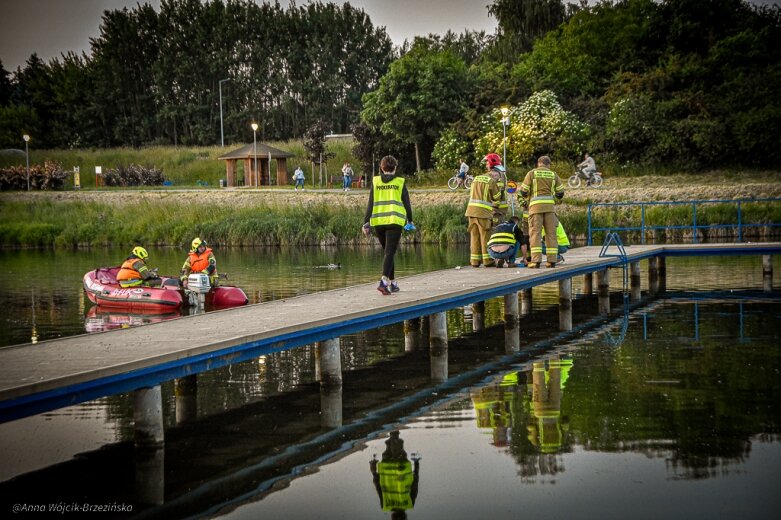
[[375, 224, 403, 280]]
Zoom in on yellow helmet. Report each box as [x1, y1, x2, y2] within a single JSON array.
[[191, 237, 205, 252], [132, 246, 148, 259]]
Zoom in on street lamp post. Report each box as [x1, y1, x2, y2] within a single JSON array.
[[219, 78, 230, 147], [251, 122, 258, 188], [23, 134, 30, 191], [500, 106, 510, 167]]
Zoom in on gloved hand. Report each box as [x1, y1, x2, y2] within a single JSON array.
[[404, 222, 416, 231], [362, 222, 371, 236]]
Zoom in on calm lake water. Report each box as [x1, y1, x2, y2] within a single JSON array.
[[0, 247, 779, 519]]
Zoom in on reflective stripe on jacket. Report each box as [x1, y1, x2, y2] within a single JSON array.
[[370, 176, 407, 227], [487, 221, 518, 247], [520, 168, 564, 214]]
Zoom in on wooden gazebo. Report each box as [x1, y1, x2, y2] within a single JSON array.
[[218, 143, 294, 187]]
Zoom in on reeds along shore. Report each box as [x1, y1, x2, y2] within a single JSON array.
[[0, 193, 779, 248]]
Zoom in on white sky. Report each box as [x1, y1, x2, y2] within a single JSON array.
[[0, 0, 499, 72]]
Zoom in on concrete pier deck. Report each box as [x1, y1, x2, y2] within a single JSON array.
[[1, 242, 778, 421]]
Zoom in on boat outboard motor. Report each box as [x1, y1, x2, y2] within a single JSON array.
[[187, 273, 211, 310]]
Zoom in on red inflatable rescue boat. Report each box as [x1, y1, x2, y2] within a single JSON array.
[[83, 267, 248, 312]]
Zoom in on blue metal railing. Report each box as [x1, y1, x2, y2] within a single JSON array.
[[586, 198, 781, 246]]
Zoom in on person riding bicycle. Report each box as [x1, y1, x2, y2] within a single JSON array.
[[577, 153, 597, 182], [457, 158, 470, 187]]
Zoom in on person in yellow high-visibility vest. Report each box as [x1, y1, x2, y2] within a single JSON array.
[[370, 430, 421, 516], [363, 155, 414, 295]]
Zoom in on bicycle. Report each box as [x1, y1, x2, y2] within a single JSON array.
[[448, 171, 473, 190], [568, 169, 603, 188]]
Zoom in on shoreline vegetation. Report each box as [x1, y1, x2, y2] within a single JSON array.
[[1, 170, 780, 248]]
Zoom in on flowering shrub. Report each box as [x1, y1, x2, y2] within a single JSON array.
[[432, 129, 469, 170], [473, 90, 589, 166]]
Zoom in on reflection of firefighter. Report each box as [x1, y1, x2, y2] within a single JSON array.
[[527, 357, 573, 453], [370, 430, 421, 519], [470, 372, 519, 447]]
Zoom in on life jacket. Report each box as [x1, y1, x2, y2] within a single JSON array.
[[117, 257, 143, 285], [188, 247, 214, 273], [370, 176, 406, 227]]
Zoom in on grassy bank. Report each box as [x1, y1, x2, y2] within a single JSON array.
[[0, 140, 359, 189], [1, 174, 779, 248]]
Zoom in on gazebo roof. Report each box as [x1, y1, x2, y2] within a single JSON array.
[[218, 143, 294, 160]]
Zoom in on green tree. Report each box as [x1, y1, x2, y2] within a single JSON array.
[[89, 4, 161, 146], [361, 46, 475, 171], [487, 0, 573, 61]]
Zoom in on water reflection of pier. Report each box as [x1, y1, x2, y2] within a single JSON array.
[[2, 287, 778, 515]]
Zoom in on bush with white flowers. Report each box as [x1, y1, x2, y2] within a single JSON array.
[[473, 90, 589, 166]]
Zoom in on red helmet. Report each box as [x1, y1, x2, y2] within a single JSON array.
[[484, 153, 502, 168]]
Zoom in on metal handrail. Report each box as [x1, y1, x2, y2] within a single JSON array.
[[586, 198, 781, 246]]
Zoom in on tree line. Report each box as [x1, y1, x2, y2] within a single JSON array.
[[354, 0, 781, 173], [0, 0, 393, 149], [1, 0, 780, 174]]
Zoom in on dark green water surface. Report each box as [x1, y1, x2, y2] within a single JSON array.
[[0, 248, 778, 519]]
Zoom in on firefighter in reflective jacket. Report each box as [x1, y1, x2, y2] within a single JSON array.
[[370, 430, 421, 516], [520, 155, 564, 268], [465, 153, 503, 267], [180, 237, 217, 287], [116, 246, 162, 288]]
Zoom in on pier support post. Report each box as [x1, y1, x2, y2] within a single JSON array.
[[320, 384, 343, 429], [317, 338, 343, 428], [317, 338, 342, 387], [504, 292, 520, 353], [763, 255, 773, 292], [421, 315, 431, 344], [658, 256, 667, 293], [630, 261, 642, 302], [135, 446, 164, 505], [472, 301, 486, 331], [134, 385, 165, 504], [520, 289, 533, 316], [404, 318, 421, 352], [174, 375, 198, 424], [429, 311, 449, 383], [134, 386, 164, 448], [583, 273, 593, 295], [597, 269, 610, 315], [648, 257, 659, 295], [559, 278, 573, 331]]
